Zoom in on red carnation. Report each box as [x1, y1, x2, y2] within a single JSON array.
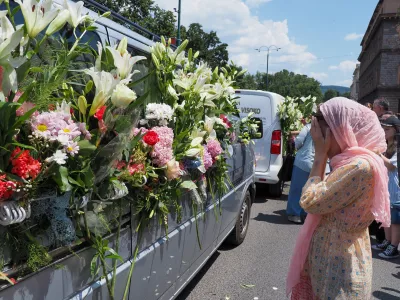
[[94, 106, 107, 120], [10, 148, 41, 180], [143, 130, 159, 146]]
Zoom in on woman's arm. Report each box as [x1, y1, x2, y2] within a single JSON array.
[[301, 160, 373, 214], [380, 153, 396, 172]]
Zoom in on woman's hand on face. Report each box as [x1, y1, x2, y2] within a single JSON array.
[[311, 117, 331, 158]]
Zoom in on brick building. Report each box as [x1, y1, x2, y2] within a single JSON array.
[[358, 0, 400, 112]]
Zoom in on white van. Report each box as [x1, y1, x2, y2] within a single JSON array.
[[236, 90, 284, 197]]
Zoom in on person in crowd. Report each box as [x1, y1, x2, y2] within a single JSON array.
[[373, 98, 392, 117], [286, 123, 313, 224], [369, 111, 394, 244], [286, 98, 390, 300], [366, 102, 373, 110], [372, 116, 400, 259], [287, 122, 330, 224]]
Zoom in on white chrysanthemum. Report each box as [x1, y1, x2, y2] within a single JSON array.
[[145, 103, 174, 125], [46, 150, 68, 165]]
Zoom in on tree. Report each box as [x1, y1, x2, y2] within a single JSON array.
[[185, 23, 229, 70], [324, 89, 339, 101], [341, 91, 351, 98], [266, 70, 323, 101], [142, 6, 176, 38], [94, 0, 176, 38]]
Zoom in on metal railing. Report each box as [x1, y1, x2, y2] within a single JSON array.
[[80, 0, 162, 42]]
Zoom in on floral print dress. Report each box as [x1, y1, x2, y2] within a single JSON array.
[[291, 159, 375, 300]]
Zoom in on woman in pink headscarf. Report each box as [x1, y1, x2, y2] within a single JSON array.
[[286, 97, 391, 299]]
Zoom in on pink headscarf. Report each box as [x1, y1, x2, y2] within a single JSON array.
[[286, 97, 390, 297]]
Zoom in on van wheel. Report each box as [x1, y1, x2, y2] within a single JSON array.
[[227, 191, 251, 246], [268, 181, 282, 198]]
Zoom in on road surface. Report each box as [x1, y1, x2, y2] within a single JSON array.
[[177, 184, 400, 300]]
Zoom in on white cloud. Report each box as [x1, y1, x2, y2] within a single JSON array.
[[153, 0, 317, 74], [344, 33, 364, 41], [246, 0, 272, 8], [309, 72, 328, 82], [335, 80, 353, 87], [329, 60, 358, 72]]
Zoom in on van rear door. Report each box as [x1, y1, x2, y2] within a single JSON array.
[[236, 91, 274, 173]]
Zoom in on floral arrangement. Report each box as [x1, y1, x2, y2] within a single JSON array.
[[277, 95, 317, 153], [0, 1, 257, 299]]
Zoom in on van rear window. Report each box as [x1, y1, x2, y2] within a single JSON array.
[[253, 117, 263, 139]]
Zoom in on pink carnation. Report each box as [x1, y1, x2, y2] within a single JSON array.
[[207, 139, 222, 158], [203, 145, 213, 170], [150, 127, 173, 167]]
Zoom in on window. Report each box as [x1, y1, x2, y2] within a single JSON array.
[[127, 45, 151, 97], [252, 117, 263, 139]]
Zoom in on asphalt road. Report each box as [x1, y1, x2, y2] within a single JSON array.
[[177, 184, 400, 300]]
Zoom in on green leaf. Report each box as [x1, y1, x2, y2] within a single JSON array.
[[180, 180, 197, 190], [11, 142, 36, 152], [106, 249, 123, 262], [68, 176, 84, 187], [77, 140, 96, 157], [90, 254, 99, 277], [12, 107, 38, 130], [53, 166, 72, 192]]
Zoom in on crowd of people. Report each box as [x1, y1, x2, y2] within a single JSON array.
[[285, 97, 399, 299]]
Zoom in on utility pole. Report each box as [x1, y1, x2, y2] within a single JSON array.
[[255, 45, 281, 90]]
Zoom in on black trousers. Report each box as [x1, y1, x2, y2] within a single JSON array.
[[369, 220, 385, 242]]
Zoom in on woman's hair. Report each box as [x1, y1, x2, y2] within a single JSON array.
[[384, 125, 399, 159]]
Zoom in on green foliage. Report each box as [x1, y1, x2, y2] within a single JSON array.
[[239, 70, 324, 101], [323, 89, 339, 102], [27, 242, 52, 272], [184, 23, 229, 70]]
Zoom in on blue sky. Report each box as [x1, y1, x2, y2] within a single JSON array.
[[154, 0, 379, 87]]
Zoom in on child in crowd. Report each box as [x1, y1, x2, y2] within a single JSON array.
[[372, 116, 400, 258]]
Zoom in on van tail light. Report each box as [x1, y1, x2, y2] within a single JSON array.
[[271, 130, 281, 155]]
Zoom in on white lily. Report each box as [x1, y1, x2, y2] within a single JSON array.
[[116, 37, 128, 56], [204, 116, 215, 134], [0, 13, 24, 100], [16, 0, 59, 38], [46, 8, 70, 36], [111, 83, 137, 108], [85, 68, 119, 115], [63, 0, 86, 28], [107, 46, 146, 80], [95, 41, 102, 71]]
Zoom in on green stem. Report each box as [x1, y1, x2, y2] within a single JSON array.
[[34, 35, 48, 54], [83, 208, 91, 240], [122, 231, 142, 300], [100, 255, 114, 300], [110, 200, 123, 295], [5, 1, 16, 30]]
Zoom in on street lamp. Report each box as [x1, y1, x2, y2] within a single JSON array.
[[255, 45, 281, 90], [174, 0, 182, 46]]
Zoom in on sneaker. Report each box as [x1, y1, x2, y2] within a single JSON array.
[[288, 215, 302, 224], [372, 239, 390, 251], [379, 245, 400, 259]]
